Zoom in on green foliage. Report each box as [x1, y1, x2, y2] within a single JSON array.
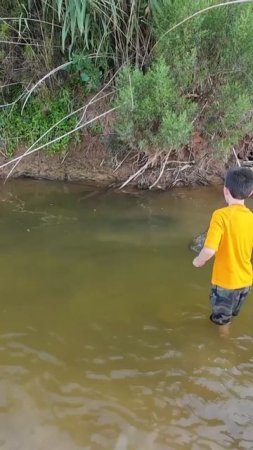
[[89, 121, 103, 135], [0, 88, 77, 156], [2, 0, 253, 158], [206, 83, 253, 158], [115, 58, 196, 151], [160, 111, 194, 149], [0, 0, 60, 94], [69, 53, 106, 93], [153, 0, 253, 156], [0, 22, 10, 37], [53, 0, 162, 67]]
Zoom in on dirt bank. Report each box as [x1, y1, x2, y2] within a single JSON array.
[[0, 132, 251, 190]]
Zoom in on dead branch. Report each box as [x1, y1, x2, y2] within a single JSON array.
[[149, 151, 171, 189], [232, 147, 241, 167], [119, 155, 157, 190], [76, 65, 122, 127], [21, 61, 73, 113], [113, 151, 131, 173]]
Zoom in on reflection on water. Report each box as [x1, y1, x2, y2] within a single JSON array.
[[0, 180, 252, 450]]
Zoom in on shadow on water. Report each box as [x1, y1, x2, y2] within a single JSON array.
[[0, 180, 252, 450]]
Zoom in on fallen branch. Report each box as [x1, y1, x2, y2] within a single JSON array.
[[149, 151, 171, 189], [119, 155, 157, 190], [113, 151, 132, 173], [21, 61, 73, 113], [232, 147, 241, 167]]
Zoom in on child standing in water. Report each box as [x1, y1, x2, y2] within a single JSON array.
[[193, 167, 253, 336]]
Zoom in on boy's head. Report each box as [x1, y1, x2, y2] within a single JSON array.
[[224, 167, 253, 200]]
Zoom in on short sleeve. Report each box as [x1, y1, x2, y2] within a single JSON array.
[[204, 210, 224, 251]]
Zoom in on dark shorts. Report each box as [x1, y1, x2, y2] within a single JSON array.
[[210, 285, 251, 326]]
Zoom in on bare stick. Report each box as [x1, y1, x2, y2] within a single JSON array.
[[0, 17, 62, 27], [0, 89, 29, 109], [119, 162, 149, 189], [151, 0, 253, 53], [129, 73, 134, 110], [0, 106, 120, 172], [149, 151, 171, 190], [113, 151, 131, 173], [21, 61, 73, 113], [0, 82, 24, 89], [76, 65, 123, 127], [161, 160, 195, 165], [232, 147, 241, 167], [119, 155, 157, 190], [0, 39, 60, 47]]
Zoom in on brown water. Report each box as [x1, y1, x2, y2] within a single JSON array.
[[0, 180, 253, 450]]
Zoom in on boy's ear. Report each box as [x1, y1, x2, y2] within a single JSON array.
[[224, 186, 232, 194], [223, 186, 229, 196], [223, 185, 231, 203]]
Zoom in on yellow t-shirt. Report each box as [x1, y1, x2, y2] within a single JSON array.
[[204, 204, 253, 289]]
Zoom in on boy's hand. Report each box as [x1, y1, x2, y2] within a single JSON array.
[[193, 256, 205, 267], [193, 247, 215, 268]]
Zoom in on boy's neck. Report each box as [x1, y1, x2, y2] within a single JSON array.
[[224, 186, 246, 206], [227, 199, 244, 206]]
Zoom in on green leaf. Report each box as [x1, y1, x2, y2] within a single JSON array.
[[81, 71, 90, 82]]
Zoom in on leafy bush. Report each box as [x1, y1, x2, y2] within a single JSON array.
[[115, 58, 196, 151], [154, 0, 253, 156], [68, 53, 106, 93], [0, 88, 77, 156], [206, 83, 253, 157]]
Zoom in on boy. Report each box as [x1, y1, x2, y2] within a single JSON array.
[[193, 167, 253, 336]]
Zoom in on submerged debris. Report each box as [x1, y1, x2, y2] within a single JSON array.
[[190, 231, 207, 253]]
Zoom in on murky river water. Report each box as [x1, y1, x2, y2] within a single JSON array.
[[0, 180, 252, 450]]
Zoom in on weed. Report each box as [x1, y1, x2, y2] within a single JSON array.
[[0, 88, 77, 156], [115, 58, 196, 152]]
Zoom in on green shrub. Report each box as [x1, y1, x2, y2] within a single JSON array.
[[0, 88, 77, 156], [115, 58, 196, 151], [154, 0, 253, 156], [206, 83, 253, 158]]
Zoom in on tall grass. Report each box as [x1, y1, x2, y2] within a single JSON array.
[[52, 0, 164, 67]]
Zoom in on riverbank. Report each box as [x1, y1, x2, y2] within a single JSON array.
[[1, 1, 253, 192], [0, 132, 234, 189]]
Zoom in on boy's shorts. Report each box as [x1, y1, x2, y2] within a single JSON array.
[[210, 285, 251, 326]]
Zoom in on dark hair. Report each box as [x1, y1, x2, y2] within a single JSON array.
[[225, 167, 253, 199]]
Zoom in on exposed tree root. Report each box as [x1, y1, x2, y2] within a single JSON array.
[[120, 150, 197, 190]]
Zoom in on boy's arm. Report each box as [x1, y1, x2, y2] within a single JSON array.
[[193, 210, 223, 268], [193, 247, 215, 267]]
